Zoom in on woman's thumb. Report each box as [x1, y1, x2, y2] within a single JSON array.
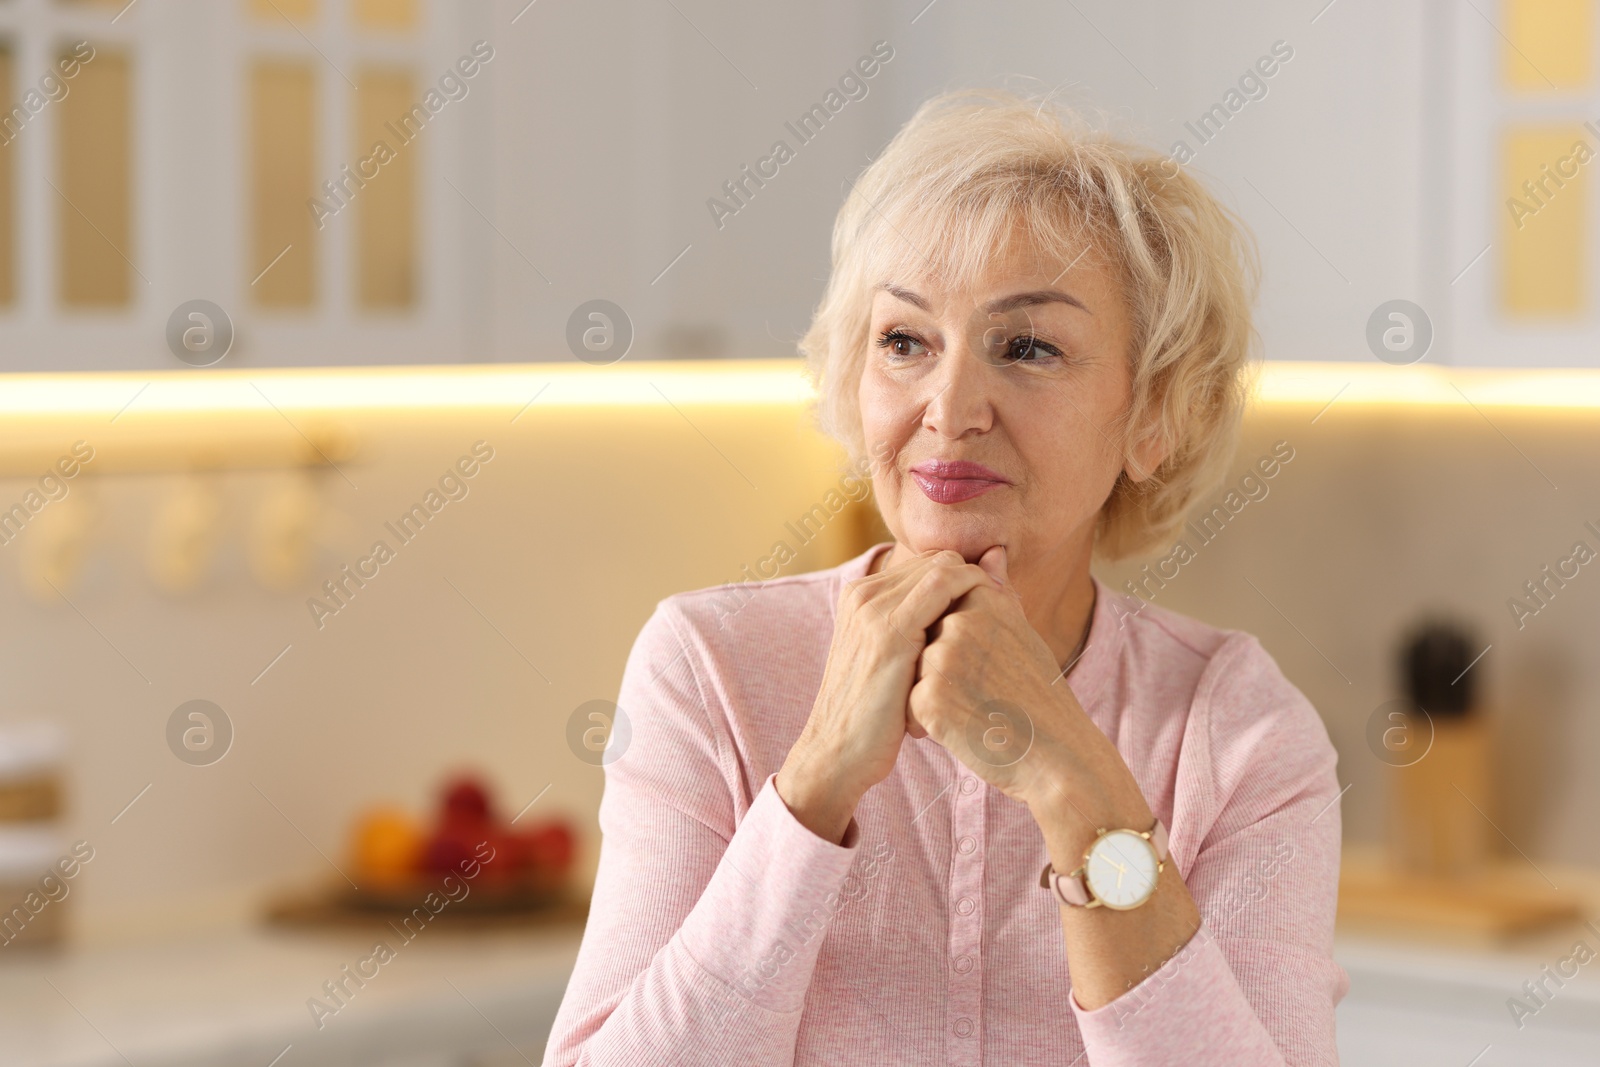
[[977, 544, 1008, 587]]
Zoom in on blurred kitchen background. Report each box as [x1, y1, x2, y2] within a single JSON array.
[[2, 0, 1599, 1064]]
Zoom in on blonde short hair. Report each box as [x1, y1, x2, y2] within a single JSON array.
[[798, 88, 1262, 562]]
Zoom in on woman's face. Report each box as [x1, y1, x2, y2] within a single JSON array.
[[858, 229, 1150, 573]]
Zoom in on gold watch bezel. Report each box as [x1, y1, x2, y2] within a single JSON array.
[[1078, 826, 1165, 911]]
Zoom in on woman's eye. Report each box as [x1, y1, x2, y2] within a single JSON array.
[[873, 328, 1062, 364], [1005, 335, 1062, 363], [874, 329, 926, 359]]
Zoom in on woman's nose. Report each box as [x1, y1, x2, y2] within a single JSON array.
[[921, 322, 999, 439]]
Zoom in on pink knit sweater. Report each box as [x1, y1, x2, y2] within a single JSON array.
[[543, 542, 1347, 1066]]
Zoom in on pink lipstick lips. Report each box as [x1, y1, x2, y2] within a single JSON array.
[[909, 459, 1012, 504]]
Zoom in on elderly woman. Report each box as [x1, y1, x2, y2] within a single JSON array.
[[545, 88, 1345, 1066]]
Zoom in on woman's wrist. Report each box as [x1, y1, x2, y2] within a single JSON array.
[[1023, 755, 1155, 867], [775, 746, 863, 845]]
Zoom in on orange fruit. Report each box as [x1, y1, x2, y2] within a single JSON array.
[[349, 807, 425, 887]]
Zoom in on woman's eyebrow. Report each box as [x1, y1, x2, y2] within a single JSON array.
[[876, 283, 1091, 316], [984, 289, 1091, 316], [878, 283, 931, 311]]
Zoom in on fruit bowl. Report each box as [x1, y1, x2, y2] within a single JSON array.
[[264, 771, 585, 929]]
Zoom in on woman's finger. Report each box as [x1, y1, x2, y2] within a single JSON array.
[[886, 559, 999, 637]]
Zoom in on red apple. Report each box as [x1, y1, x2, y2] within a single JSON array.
[[523, 821, 575, 875], [439, 774, 494, 824]]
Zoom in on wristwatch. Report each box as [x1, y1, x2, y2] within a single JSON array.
[[1039, 818, 1169, 911]]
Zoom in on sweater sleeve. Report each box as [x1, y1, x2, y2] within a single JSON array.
[[1069, 633, 1349, 1066], [541, 599, 863, 1067]]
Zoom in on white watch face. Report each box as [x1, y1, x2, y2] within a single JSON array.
[[1085, 830, 1160, 909]]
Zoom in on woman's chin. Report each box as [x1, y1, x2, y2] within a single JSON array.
[[893, 513, 1010, 563]]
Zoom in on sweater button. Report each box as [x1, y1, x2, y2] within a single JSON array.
[[953, 954, 974, 974], [959, 776, 978, 794], [953, 1017, 973, 1037], [955, 896, 975, 915], [956, 836, 976, 855]]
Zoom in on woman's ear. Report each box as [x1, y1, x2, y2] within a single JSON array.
[[1122, 419, 1170, 484]]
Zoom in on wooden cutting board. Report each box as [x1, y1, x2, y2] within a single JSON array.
[[263, 880, 590, 931], [1339, 849, 1588, 940]]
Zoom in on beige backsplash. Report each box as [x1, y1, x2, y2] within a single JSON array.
[[2, 386, 1596, 945], [1095, 402, 1600, 874]]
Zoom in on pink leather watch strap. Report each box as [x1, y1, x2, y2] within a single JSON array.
[[1040, 864, 1091, 906]]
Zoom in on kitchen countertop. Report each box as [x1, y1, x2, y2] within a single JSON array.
[[5, 919, 1600, 1066], [0, 923, 586, 1067], [1336, 929, 1600, 1066]]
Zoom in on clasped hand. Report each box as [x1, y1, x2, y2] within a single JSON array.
[[906, 545, 1086, 808], [779, 546, 1140, 845]]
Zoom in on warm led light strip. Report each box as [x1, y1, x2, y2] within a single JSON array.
[[1253, 361, 1600, 409], [1, 360, 1598, 416], [0, 361, 817, 416]]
